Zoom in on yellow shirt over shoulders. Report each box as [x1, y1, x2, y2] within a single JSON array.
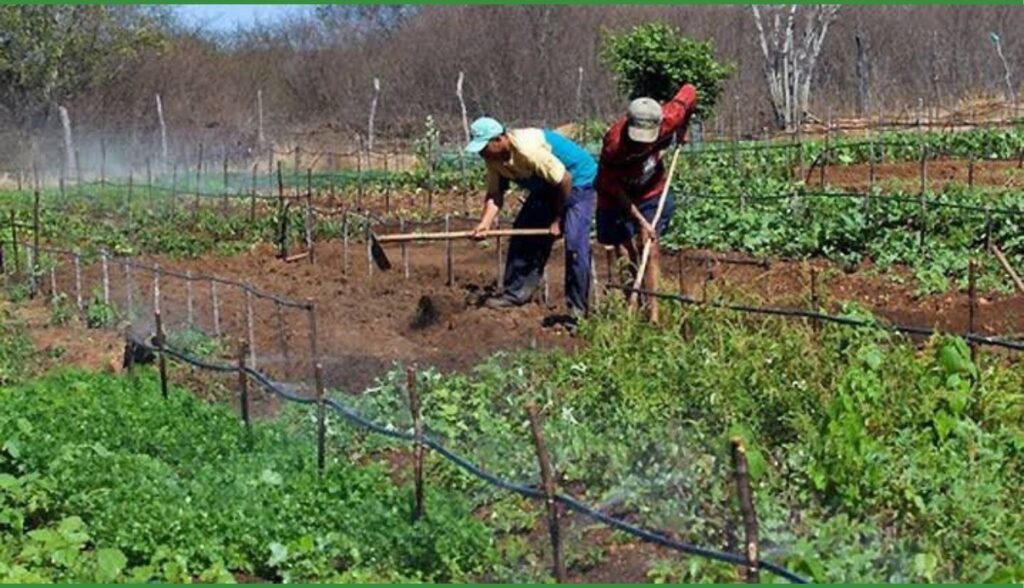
[[484, 128, 567, 195]]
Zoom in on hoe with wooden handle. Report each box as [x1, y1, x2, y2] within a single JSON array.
[[628, 145, 682, 311], [370, 228, 554, 271]]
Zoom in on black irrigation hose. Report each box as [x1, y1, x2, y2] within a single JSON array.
[[161, 345, 240, 373], [684, 129, 1023, 157], [321, 384, 806, 581], [554, 493, 806, 584], [125, 328, 808, 582], [679, 190, 1024, 217], [325, 397, 415, 442], [243, 367, 317, 405], [623, 286, 1024, 352]]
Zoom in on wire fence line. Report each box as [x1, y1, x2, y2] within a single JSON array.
[[124, 330, 809, 585], [2, 238, 320, 388], [619, 286, 1024, 353], [3, 114, 1023, 201]]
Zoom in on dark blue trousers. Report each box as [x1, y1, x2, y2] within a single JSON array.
[[502, 185, 595, 314]]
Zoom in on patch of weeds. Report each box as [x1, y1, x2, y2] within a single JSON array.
[[85, 288, 118, 329], [49, 292, 75, 326], [4, 281, 31, 303], [0, 320, 34, 385], [165, 327, 226, 359]]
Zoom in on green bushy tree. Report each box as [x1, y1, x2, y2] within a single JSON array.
[[601, 22, 733, 118]]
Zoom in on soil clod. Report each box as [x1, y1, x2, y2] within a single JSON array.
[[410, 295, 441, 330]]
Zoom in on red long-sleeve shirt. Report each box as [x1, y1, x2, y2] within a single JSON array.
[[595, 84, 698, 211]]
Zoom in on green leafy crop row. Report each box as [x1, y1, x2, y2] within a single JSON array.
[[0, 369, 495, 582], [331, 301, 1024, 582]]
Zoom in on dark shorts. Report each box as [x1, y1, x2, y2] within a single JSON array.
[[596, 192, 676, 246]]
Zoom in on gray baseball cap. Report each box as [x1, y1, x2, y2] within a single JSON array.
[[627, 97, 663, 143]]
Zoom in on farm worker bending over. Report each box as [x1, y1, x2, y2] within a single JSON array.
[[465, 117, 597, 317], [595, 83, 698, 323]]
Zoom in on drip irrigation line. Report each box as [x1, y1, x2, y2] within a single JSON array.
[[423, 437, 546, 499], [680, 190, 1024, 217], [684, 128, 1024, 158], [554, 493, 809, 584], [125, 326, 808, 581], [243, 367, 316, 405], [325, 397, 416, 442], [622, 286, 1024, 352], [162, 345, 240, 373]]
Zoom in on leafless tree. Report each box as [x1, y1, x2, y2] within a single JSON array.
[[989, 32, 1016, 106], [751, 5, 841, 129]]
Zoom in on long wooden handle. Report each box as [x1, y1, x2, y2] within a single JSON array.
[[629, 146, 682, 306], [992, 244, 1024, 294], [375, 228, 552, 243]]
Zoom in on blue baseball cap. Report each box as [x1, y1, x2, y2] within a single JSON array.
[[465, 117, 504, 153]]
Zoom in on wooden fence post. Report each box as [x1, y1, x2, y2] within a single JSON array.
[[305, 168, 315, 264], [75, 149, 82, 196], [124, 262, 133, 317], [154, 265, 162, 316], [315, 361, 326, 471], [809, 267, 820, 334], [194, 142, 204, 218], [400, 218, 409, 279], [445, 214, 453, 287], [407, 366, 425, 521], [211, 279, 221, 337], [342, 212, 349, 275], [730, 438, 761, 583], [293, 145, 301, 198], [238, 342, 251, 433], [155, 310, 169, 399], [185, 271, 194, 326], [365, 223, 373, 279], [245, 286, 256, 369], [9, 211, 18, 275], [32, 187, 40, 274], [820, 116, 830, 188], [526, 403, 566, 583], [250, 163, 258, 222], [26, 245, 36, 298], [968, 259, 978, 365], [73, 251, 82, 311], [307, 299, 320, 386], [277, 162, 287, 259], [101, 251, 110, 305], [275, 301, 290, 369]]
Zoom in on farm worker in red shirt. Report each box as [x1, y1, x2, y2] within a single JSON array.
[[595, 83, 698, 323]]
